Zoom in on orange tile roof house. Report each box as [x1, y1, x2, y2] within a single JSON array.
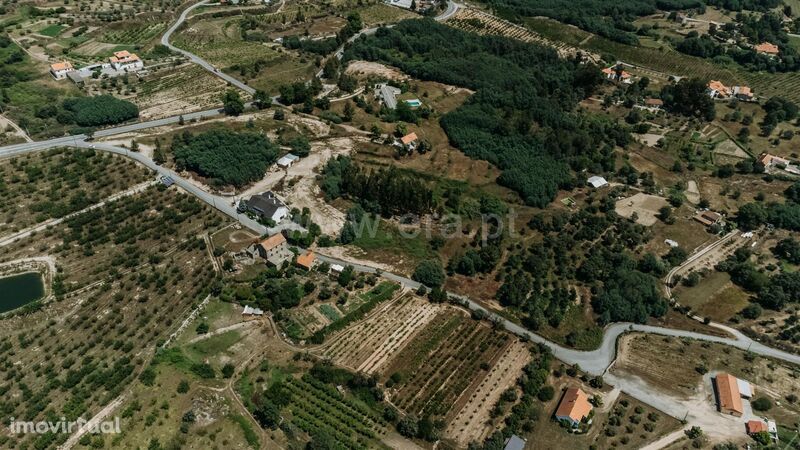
[[555, 387, 593, 427], [714, 373, 743, 416], [602, 66, 633, 83], [109, 50, 144, 72], [295, 251, 316, 270], [746, 420, 767, 435], [707, 80, 731, 99], [49, 61, 74, 80], [693, 210, 722, 227], [755, 42, 780, 56], [400, 132, 418, 145], [759, 152, 790, 168]]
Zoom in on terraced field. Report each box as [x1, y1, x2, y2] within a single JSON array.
[[446, 8, 599, 62], [134, 65, 231, 119], [322, 293, 443, 373]]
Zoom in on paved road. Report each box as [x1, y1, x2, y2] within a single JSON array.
[[161, 0, 256, 95], [313, 252, 800, 376]]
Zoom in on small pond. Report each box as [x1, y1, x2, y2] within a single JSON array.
[[0, 272, 45, 313]]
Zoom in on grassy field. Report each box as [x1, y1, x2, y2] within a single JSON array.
[[349, 216, 435, 272], [38, 24, 66, 37]]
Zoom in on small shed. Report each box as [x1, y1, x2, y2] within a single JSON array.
[[277, 153, 300, 168], [242, 305, 264, 316], [737, 378, 754, 398], [587, 176, 608, 188]]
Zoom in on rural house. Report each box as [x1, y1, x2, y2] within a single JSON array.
[[240, 191, 289, 223], [50, 61, 74, 80], [109, 50, 144, 72], [755, 42, 779, 56], [554, 387, 593, 428], [707, 80, 731, 99], [759, 153, 790, 169], [395, 132, 419, 151], [713, 373, 746, 416], [602, 66, 632, 84], [295, 251, 316, 271], [256, 233, 291, 266]]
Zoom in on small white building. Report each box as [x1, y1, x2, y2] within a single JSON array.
[[277, 153, 300, 168], [664, 239, 679, 248], [587, 176, 608, 188], [242, 305, 264, 316], [50, 61, 74, 80], [330, 264, 344, 275]]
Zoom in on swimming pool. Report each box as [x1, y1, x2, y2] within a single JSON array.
[[405, 99, 422, 107]]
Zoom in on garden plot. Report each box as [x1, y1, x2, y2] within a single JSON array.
[[444, 340, 531, 446], [713, 138, 750, 164], [322, 294, 443, 374]]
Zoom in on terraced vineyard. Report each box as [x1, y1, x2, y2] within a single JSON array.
[[283, 375, 389, 449], [102, 23, 167, 45], [383, 312, 513, 419], [134, 65, 231, 119], [445, 8, 599, 62]]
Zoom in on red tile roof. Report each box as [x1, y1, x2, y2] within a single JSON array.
[[555, 388, 592, 423]]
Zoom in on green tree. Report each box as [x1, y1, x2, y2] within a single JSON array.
[[223, 89, 245, 116], [412, 259, 445, 287]]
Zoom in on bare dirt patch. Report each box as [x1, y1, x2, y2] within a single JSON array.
[[345, 60, 409, 81], [615, 192, 669, 226]]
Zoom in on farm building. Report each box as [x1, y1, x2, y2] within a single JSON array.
[[554, 387, 593, 427], [375, 83, 401, 109], [713, 373, 744, 416], [295, 251, 316, 271], [277, 153, 300, 168], [387, 0, 414, 9], [693, 210, 723, 227], [755, 42, 779, 56], [242, 305, 264, 316], [587, 176, 608, 188], [329, 264, 344, 278], [644, 98, 663, 108], [240, 191, 289, 223], [503, 435, 526, 450], [50, 61, 74, 80], [732, 85, 754, 101], [109, 50, 144, 72], [256, 233, 292, 266]]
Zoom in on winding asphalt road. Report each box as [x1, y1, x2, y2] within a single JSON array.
[[3, 0, 800, 433]]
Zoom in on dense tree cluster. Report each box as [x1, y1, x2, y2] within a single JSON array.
[[717, 247, 800, 310], [660, 78, 716, 121], [497, 199, 666, 339], [172, 129, 278, 187], [736, 183, 800, 231], [60, 95, 139, 127], [273, 13, 362, 56], [321, 155, 434, 215], [346, 19, 627, 207]]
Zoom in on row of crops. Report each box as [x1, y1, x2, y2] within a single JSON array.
[[283, 375, 387, 449], [390, 317, 510, 418], [101, 23, 166, 45]]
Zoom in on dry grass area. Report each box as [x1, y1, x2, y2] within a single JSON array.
[[672, 271, 751, 321], [134, 65, 232, 120], [612, 333, 800, 426]]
